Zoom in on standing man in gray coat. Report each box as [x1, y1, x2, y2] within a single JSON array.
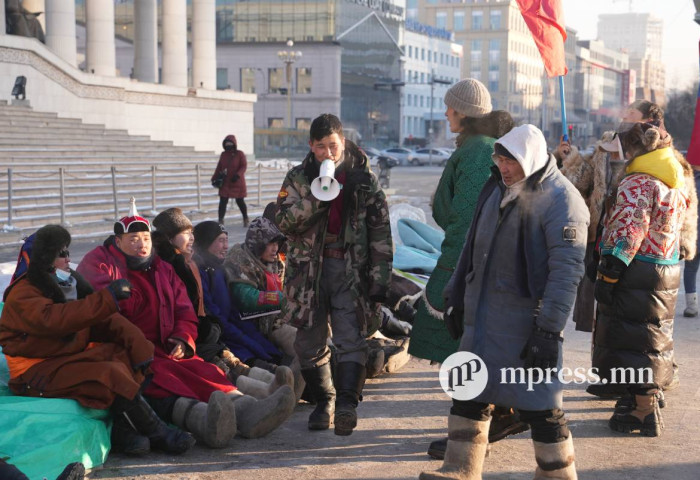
[[420, 125, 588, 480]]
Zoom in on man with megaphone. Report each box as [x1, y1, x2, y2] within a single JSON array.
[[275, 113, 393, 436]]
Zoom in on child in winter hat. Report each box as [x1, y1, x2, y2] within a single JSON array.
[[444, 78, 493, 118]]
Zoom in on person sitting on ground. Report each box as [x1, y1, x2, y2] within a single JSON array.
[[0, 225, 194, 457], [219, 217, 305, 400], [151, 209, 294, 400], [76, 201, 295, 444]]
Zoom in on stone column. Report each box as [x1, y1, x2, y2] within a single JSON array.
[[161, 0, 188, 87], [133, 0, 158, 83], [192, 0, 216, 90], [22, 0, 46, 33], [0, 0, 5, 35], [86, 0, 115, 76], [45, 0, 77, 67]]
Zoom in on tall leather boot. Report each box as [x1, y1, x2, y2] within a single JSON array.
[[334, 361, 366, 436], [171, 391, 237, 448], [114, 394, 196, 454], [533, 434, 578, 479], [419, 415, 490, 480], [110, 414, 150, 456], [301, 363, 336, 430]]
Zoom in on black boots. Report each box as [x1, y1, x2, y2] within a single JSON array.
[[334, 361, 366, 436], [301, 363, 336, 430], [113, 394, 196, 454], [111, 415, 151, 456], [609, 393, 664, 436]]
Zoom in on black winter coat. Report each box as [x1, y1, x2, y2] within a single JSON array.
[[592, 259, 677, 389]]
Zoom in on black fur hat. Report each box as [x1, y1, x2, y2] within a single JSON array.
[[24, 224, 94, 303], [29, 224, 71, 274]]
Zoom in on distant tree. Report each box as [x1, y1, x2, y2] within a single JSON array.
[[664, 83, 699, 151]]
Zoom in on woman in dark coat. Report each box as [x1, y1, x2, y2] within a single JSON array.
[[212, 134, 248, 227], [593, 122, 692, 437]]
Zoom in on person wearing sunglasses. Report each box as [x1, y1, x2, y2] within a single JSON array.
[[0, 224, 194, 457]]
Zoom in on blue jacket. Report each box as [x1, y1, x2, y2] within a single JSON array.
[[196, 251, 281, 363]]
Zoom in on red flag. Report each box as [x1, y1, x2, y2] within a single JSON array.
[[686, 40, 700, 167], [516, 0, 568, 77]]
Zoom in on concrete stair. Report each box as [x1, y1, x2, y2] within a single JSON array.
[[0, 101, 287, 252]]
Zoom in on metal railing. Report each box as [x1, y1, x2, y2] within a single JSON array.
[[0, 162, 289, 232]]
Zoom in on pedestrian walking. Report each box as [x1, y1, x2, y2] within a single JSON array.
[[420, 125, 588, 480], [213, 135, 249, 227], [275, 113, 393, 436]]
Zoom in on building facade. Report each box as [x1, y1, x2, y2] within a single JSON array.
[[597, 13, 665, 105], [402, 19, 462, 146]]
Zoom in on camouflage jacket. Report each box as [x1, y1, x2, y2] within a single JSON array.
[[275, 141, 393, 333]]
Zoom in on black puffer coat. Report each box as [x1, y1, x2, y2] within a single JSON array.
[[592, 259, 677, 389]]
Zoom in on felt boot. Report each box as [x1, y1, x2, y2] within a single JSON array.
[[248, 365, 295, 394], [419, 415, 490, 480], [228, 385, 296, 438], [684, 292, 698, 317], [533, 435, 578, 479], [172, 391, 237, 448]]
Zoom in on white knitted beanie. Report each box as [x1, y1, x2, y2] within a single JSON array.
[[444, 79, 492, 118]]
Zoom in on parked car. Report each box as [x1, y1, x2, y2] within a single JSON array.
[[408, 148, 451, 166], [381, 147, 414, 166], [361, 146, 400, 170]]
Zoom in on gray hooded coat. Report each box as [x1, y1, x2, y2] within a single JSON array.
[[446, 125, 589, 410]]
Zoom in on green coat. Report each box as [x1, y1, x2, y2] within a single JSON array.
[[275, 143, 393, 335], [409, 134, 496, 362]]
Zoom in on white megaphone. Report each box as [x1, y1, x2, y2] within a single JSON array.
[[311, 159, 341, 201]]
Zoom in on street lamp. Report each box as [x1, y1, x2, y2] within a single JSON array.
[[428, 69, 450, 166], [277, 40, 302, 131]]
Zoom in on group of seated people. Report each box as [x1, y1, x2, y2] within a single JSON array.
[[0, 198, 416, 480], [0, 199, 305, 465]]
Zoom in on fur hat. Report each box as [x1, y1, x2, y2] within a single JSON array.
[[444, 79, 492, 118], [28, 224, 71, 274], [194, 221, 227, 253], [152, 208, 193, 239], [115, 197, 150, 235]]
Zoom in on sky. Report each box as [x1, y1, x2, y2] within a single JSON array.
[[562, 0, 699, 92]]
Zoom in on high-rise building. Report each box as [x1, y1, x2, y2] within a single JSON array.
[[418, 0, 564, 139], [597, 13, 665, 105]]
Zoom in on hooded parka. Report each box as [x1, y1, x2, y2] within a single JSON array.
[[446, 125, 589, 410]]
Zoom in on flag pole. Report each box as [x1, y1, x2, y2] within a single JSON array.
[[559, 75, 568, 142]]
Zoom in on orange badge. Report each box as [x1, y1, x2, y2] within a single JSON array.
[[278, 189, 288, 198]]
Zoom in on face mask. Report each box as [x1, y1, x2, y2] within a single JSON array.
[[224, 143, 235, 151], [55, 268, 71, 282]]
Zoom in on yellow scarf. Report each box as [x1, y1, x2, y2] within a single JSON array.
[[626, 147, 684, 189]]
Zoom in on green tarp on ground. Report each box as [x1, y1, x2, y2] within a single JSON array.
[[0, 303, 111, 480]]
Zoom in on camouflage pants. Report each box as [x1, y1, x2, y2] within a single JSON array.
[[294, 257, 369, 369]]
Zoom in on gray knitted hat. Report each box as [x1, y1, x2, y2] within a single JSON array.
[[444, 79, 492, 118], [152, 207, 193, 239]]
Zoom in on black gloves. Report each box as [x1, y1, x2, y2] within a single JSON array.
[[108, 279, 132, 301], [231, 174, 240, 183], [444, 306, 464, 340], [594, 255, 626, 306], [520, 325, 562, 369]]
